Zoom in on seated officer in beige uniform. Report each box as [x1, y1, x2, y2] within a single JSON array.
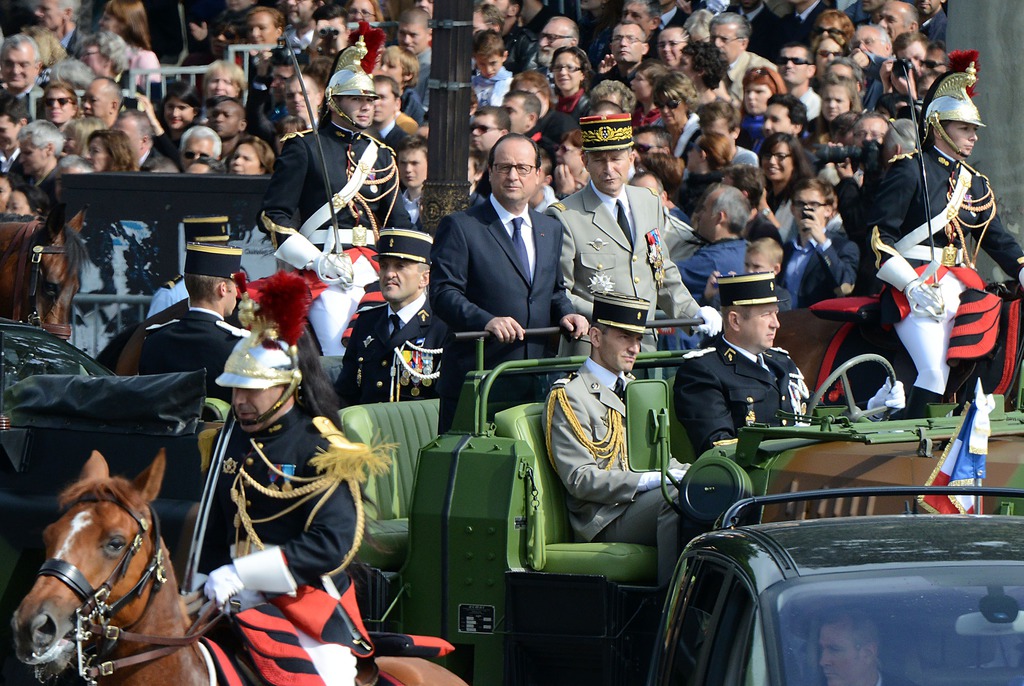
[[544, 293, 688, 587]]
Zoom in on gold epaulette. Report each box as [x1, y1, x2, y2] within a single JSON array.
[[887, 149, 918, 165], [549, 202, 566, 212], [309, 416, 392, 485], [198, 427, 220, 473], [280, 128, 312, 143], [162, 274, 183, 289], [642, 185, 659, 197], [712, 438, 739, 447]]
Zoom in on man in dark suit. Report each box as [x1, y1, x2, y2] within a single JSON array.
[[138, 244, 245, 404], [372, 75, 409, 150], [430, 133, 590, 433], [337, 229, 446, 405], [780, 0, 828, 48], [818, 611, 919, 686], [727, 0, 784, 61]]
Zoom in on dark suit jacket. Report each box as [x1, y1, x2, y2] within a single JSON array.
[[779, 0, 827, 48], [381, 124, 409, 150], [780, 230, 859, 308], [728, 3, 784, 61], [430, 201, 575, 399], [336, 300, 447, 405], [137, 309, 243, 403]]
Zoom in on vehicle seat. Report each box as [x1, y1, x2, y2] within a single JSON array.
[[493, 402, 657, 584], [337, 399, 439, 571]]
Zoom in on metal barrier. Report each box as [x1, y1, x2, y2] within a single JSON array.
[[129, 65, 210, 101], [72, 293, 153, 358]]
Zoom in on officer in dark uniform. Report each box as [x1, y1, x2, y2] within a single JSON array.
[[260, 23, 413, 356], [147, 215, 232, 318], [138, 243, 245, 404], [866, 56, 1024, 417], [674, 273, 904, 454], [336, 229, 446, 405], [198, 271, 387, 682]]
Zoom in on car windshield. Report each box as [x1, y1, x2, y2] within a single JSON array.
[[772, 568, 1024, 686], [1, 328, 108, 390]]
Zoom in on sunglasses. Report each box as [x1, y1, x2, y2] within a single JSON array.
[[656, 99, 682, 110], [776, 56, 811, 66], [813, 26, 846, 38], [183, 150, 207, 160], [44, 97, 74, 107], [921, 59, 948, 69]]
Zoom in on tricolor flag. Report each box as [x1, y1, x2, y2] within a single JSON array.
[[919, 380, 995, 515]]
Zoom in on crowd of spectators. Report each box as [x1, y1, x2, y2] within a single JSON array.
[[0, 0, 951, 321]]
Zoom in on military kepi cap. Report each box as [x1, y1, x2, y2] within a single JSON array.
[[719, 272, 778, 307], [579, 113, 633, 152], [374, 229, 432, 264], [593, 292, 651, 334], [184, 243, 243, 278], [182, 215, 230, 243]]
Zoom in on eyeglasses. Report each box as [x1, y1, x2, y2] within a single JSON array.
[[921, 59, 948, 69], [471, 123, 500, 133], [710, 33, 742, 44], [656, 99, 682, 110], [539, 32, 574, 42], [792, 200, 828, 210], [611, 34, 643, 45], [492, 162, 537, 175], [182, 150, 206, 160], [44, 97, 73, 107], [817, 49, 843, 59], [766, 152, 791, 162], [776, 55, 811, 66], [551, 64, 582, 73], [657, 39, 685, 49], [812, 26, 846, 38], [634, 142, 656, 154]]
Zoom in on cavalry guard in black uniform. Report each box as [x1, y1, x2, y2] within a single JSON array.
[[138, 242, 245, 404], [336, 229, 446, 405], [259, 22, 412, 357], [193, 270, 391, 684], [147, 215, 232, 317], [867, 51, 1024, 417]]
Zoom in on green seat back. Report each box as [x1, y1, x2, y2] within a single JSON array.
[[338, 399, 439, 521]]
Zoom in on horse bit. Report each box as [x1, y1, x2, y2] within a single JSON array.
[[34, 496, 169, 684]]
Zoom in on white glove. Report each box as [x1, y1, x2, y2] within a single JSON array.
[[905, 280, 944, 322], [867, 378, 906, 412], [204, 563, 244, 607], [696, 306, 722, 336], [636, 471, 662, 493], [667, 466, 689, 482], [314, 252, 354, 288], [1018, 267, 1024, 290]]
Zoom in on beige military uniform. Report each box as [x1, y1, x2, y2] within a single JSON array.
[[547, 183, 701, 355]]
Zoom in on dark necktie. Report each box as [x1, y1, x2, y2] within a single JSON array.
[[510, 217, 532, 283], [613, 378, 627, 402], [390, 313, 402, 336], [616, 201, 632, 245]]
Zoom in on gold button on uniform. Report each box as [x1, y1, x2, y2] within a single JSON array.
[[376, 381, 383, 388], [245, 458, 254, 466], [634, 277, 640, 284], [381, 360, 388, 367], [632, 256, 637, 262], [597, 263, 603, 269]]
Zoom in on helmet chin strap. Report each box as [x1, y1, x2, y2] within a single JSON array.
[[930, 116, 966, 158], [236, 371, 303, 428], [328, 98, 367, 131]]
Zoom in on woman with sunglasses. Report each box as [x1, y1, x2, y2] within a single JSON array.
[[679, 41, 730, 105], [812, 31, 849, 77], [551, 46, 592, 120], [652, 72, 701, 158], [810, 10, 855, 48], [42, 81, 79, 130], [759, 132, 814, 242]]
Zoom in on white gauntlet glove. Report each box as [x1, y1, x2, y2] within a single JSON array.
[[867, 378, 906, 413], [204, 564, 244, 607], [315, 252, 354, 288], [904, 280, 944, 321], [696, 306, 722, 336]]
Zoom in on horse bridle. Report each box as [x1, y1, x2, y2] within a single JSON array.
[[0, 222, 71, 339], [34, 495, 179, 684]]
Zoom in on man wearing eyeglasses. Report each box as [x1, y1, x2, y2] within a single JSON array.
[[726, 0, 783, 63], [549, 114, 721, 356], [710, 13, 776, 103], [595, 22, 649, 87], [776, 43, 820, 120], [430, 133, 589, 433], [535, 17, 579, 75]]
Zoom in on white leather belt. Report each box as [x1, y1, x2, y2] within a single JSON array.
[[307, 227, 377, 247], [903, 246, 962, 264]]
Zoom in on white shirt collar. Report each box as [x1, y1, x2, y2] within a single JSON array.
[[490, 193, 531, 228], [796, 0, 821, 22], [722, 336, 762, 365], [378, 118, 396, 139], [741, 3, 764, 20], [388, 292, 427, 325], [188, 306, 224, 320], [660, 6, 677, 27], [584, 357, 628, 389]]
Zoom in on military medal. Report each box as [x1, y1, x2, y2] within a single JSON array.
[[269, 464, 296, 493], [589, 272, 615, 294], [645, 228, 666, 288]]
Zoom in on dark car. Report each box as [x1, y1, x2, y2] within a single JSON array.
[[0, 319, 111, 390], [648, 490, 1024, 686]]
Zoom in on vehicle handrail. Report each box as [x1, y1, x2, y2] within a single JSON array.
[[469, 318, 703, 433], [721, 486, 1024, 528]]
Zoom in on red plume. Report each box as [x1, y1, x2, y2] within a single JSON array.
[[348, 21, 386, 74], [257, 271, 312, 346], [232, 271, 248, 296], [948, 49, 979, 96]]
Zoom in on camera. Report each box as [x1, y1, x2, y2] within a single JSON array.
[[814, 140, 882, 175]]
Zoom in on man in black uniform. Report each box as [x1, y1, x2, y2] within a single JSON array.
[[147, 215, 232, 318], [866, 55, 1024, 417], [260, 23, 412, 356], [198, 271, 386, 683], [138, 243, 244, 404], [336, 229, 446, 405], [673, 273, 904, 455]]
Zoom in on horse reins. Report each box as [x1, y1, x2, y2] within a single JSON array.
[[0, 221, 71, 339], [35, 496, 221, 683]]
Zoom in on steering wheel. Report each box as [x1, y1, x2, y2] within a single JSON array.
[[805, 354, 898, 422]]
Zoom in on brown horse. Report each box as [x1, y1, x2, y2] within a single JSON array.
[[13, 451, 469, 686], [0, 206, 87, 340]]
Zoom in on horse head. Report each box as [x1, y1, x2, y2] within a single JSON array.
[[31, 205, 87, 340], [12, 450, 168, 681]]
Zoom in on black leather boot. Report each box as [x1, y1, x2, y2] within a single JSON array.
[[903, 387, 943, 419]]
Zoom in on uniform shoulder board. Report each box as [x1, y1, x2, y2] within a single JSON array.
[[280, 128, 312, 143], [161, 274, 183, 289], [642, 185, 659, 197], [681, 347, 714, 360], [216, 320, 250, 337], [551, 372, 578, 389], [887, 150, 917, 165], [549, 202, 566, 213], [959, 160, 988, 181], [768, 346, 791, 356], [198, 427, 221, 472], [145, 319, 179, 331]]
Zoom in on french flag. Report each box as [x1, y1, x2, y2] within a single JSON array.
[[920, 380, 994, 515]]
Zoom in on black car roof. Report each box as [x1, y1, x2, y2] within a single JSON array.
[[694, 515, 1024, 583]]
